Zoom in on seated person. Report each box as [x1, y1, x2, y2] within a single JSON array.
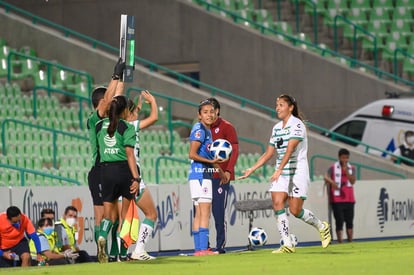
[[55, 206, 93, 263], [29, 218, 79, 265]]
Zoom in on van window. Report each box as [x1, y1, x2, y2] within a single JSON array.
[[333, 120, 366, 146]]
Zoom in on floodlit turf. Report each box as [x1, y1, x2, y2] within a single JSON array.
[[5, 238, 414, 275]]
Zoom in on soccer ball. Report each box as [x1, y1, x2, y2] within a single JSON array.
[[210, 139, 232, 161], [248, 227, 268, 246], [280, 234, 298, 247]]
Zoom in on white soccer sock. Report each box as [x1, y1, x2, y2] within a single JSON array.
[[276, 211, 292, 247], [299, 208, 323, 230], [134, 222, 154, 253]]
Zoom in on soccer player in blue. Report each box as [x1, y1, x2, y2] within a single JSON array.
[[188, 99, 225, 256]]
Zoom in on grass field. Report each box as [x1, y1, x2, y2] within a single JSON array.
[[4, 238, 414, 275]]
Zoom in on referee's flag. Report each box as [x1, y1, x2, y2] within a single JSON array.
[[120, 201, 139, 248]]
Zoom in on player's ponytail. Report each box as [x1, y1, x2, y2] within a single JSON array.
[[278, 94, 305, 122], [107, 95, 128, 137]]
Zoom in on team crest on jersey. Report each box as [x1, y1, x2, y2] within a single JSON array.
[[215, 128, 219, 134], [195, 130, 201, 139]]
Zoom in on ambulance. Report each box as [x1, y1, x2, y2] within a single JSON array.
[[327, 98, 414, 157]]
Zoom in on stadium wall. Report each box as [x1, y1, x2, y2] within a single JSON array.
[[3, 0, 410, 128], [1, 181, 413, 255]]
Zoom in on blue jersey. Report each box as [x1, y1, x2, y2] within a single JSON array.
[[188, 122, 214, 180]]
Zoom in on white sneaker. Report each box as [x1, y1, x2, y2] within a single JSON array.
[[130, 251, 156, 261]]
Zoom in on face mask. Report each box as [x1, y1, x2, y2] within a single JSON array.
[[43, 227, 54, 236], [65, 217, 76, 227], [11, 222, 20, 229], [407, 136, 414, 144]]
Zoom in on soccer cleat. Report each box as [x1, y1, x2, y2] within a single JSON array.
[[194, 250, 219, 256], [272, 245, 296, 254], [130, 251, 156, 261], [319, 221, 332, 248], [97, 237, 108, 263]]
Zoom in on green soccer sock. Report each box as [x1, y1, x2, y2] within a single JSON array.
[[94, 225, 100, 244], [109, 220, 119, 257], [99, 218, 113, 240]]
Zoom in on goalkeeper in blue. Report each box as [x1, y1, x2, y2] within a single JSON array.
[[238, 94, 331, 253]]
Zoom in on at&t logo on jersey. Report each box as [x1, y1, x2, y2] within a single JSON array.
[[104, 134, 119, 154]]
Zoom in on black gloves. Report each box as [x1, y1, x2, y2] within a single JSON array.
[[112, 58, 126, 80]]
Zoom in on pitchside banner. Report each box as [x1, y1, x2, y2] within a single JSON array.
[[1, 180, 413, 254]]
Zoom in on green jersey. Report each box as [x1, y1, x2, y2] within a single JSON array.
[[96, 118, 136, 162], [87, 110, 102, 166]]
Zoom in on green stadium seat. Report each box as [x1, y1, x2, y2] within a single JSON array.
[[390, 19, 412, 39], [402, 55, 414, 76], [237, 0, 254, 10], [395, 0, 414, 12], [372, 0, 394, 13], [222, 0, 238, 11], [274, 21, 294, 36], [366, 20, 389, 40], [327, 0, 350, 15], [350, 0, 372, 13], [293, 32, 314, 50], [237, 9, 255, 27], [393, 6, 414, 23], [387, 31, 409, 49], [0, 45, 10, 59], [254, 9, 274, 26], [381, 38, 403, 62], [19, 46, 37, 57], [304, 0, 327, 16], [323, 8, 346, 27], [369, 7, 392, 24], [347, 7, 368, 25]]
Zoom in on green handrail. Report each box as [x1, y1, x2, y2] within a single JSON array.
[[6, 50, 93, 98], [33, 86, 90, 130], [309, 154, 406, 181], [306, 122, 414, 166], [1, 118, 88, 168], [333, 15, 378, 69], [295, 0, 318, 44], [0, 163, 80, 186]]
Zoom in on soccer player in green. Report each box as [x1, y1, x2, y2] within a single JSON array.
[[95, 95, 140, 263], [238, 94, 331, 253], [87, 58, 125, 250]]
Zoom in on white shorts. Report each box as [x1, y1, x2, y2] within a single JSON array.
[[189, 179, 212, 201], [269, 170, 309, 199]]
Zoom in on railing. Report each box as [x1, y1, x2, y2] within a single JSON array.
[[1, 118, 88, 169], [309, 154, 406, 181], [6, 50, 93, 98], [33, 86, 90, 130], [295, 0, 318, 44], [307, 122, 414, 166], [0, 163, 81, 186], [393, 48, 414, 80], [334, 15, 378, 69]]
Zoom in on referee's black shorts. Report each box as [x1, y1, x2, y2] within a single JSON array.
[[100, 161, 134, 202], [88, 165, 103, 206]]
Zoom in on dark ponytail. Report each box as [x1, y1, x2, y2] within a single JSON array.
[[107, 95, 128, 137], [278, 94, 305, 122]]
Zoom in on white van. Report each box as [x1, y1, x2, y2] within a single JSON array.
[[327, 98, 414, 157]]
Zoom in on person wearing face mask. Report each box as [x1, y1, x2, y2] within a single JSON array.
[[392, 130, 414, 166], [0, 206, 42, 267], [29, 218, 78, 265], [324, 148, 356, 243], [55, 206, 93, 263]]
